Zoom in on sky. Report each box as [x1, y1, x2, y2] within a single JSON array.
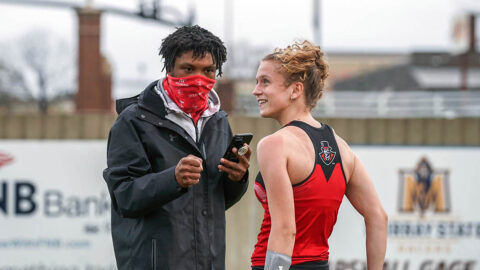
[[0, 0, 479, 98]]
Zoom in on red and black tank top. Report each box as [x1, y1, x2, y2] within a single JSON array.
[[251, 121, 347, 267]]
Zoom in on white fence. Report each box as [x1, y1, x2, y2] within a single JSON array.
[[236, 90, 480, 118]]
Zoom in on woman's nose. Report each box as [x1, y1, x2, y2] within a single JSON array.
[[252, 85, 261, 96]]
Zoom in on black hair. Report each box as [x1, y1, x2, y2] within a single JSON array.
[[159, 25, 227, 76]]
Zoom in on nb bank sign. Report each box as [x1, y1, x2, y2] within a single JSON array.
[[0, 152, 110, 218], [0, 141, 116, 268]]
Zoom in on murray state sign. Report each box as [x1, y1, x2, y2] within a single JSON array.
[[329, 146, 480, 270]]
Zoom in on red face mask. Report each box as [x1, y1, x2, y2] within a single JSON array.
[[163, 74, 216, 124]]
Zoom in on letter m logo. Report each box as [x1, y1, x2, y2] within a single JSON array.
[[398, 158, 450, 217]]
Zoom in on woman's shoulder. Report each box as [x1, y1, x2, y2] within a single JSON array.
[[332, 132, 349, 152], [257, 131, 286, 152], [331, 130, 355, 182], [258, 126, 300, 146]]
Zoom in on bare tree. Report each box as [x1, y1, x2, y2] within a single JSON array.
[[14, 30, 75, 113], [0, 54, 31, 113]]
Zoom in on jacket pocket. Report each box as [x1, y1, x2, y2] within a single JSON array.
[[151, 235, 175, 270], [151, 239, 157, 270]]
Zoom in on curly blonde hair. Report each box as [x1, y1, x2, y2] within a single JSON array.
[[263, 40, 329, 109]]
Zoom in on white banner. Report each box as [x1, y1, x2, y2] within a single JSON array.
[[0, 141, 115, 270], [1, 142, 479, 269], [330, 146, 480, 270]]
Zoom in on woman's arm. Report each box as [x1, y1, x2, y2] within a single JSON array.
[[257, 134, 296, 261], [345, 153, 388, 270]]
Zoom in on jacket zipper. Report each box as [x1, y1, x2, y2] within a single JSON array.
[[191, 117, 199, 270], [202, 140, 211, 268], [151, 239, 157, 270], [194, 119, 200, 144], [196, 118, 212, 268], [197, 116, 214, 145]]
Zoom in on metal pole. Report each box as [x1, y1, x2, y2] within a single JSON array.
[[460, 14, 476, 90], [224, 0, 233, 77], [313, 0, 321, 45], [468, 13, 476, 53]]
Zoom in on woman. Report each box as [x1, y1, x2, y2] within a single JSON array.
[[251, 41, 388, 270]]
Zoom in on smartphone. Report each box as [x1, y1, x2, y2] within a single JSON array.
[[223, 133, 253, 162]]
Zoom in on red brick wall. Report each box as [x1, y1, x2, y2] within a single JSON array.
[[76, 8, 112, 112]]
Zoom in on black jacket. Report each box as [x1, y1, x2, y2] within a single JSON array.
[[103, 81, 249, 270]]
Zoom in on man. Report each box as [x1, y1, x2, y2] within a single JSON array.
[[103, 25, 251, 270]]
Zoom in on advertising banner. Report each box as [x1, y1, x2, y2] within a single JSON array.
[[330, 146, 480, 270], [1, 142, 479, 269], [0, 141, 115, 270]]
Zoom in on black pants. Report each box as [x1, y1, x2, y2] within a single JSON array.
[[252, 260, 329, 270]]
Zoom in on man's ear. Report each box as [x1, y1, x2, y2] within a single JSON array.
[[291, 82, 304, 100]]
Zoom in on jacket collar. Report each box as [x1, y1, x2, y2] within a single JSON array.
[[118, 79, 227, 122], [137, 80, 168, 118], [138, 79, 227, 120]]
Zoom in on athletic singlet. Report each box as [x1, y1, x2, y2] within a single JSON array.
[[251, 121, 347, 267]]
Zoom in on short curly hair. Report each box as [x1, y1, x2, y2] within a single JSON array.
[[159, 25, 227, 76], [263, 40, 329, 109]]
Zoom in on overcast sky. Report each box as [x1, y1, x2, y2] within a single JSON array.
[[0, 0, 479, 98]]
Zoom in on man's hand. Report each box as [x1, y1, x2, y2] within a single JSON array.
[[218, 144, 251, 182], [175, 155, 203, 188]]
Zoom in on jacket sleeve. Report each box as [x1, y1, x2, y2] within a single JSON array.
[[103, 114, 186, 218], [223, 171, 249, 210], [222, 124, 249, 210]]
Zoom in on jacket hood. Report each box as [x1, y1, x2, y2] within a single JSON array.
[[115, 95, 139, 115], [115, 80, 161, 115]]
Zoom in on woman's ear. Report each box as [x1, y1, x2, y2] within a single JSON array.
[[290, 82, 304, 100]]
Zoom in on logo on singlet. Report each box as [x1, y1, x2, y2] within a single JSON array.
[[319, 141, 336, 166]]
